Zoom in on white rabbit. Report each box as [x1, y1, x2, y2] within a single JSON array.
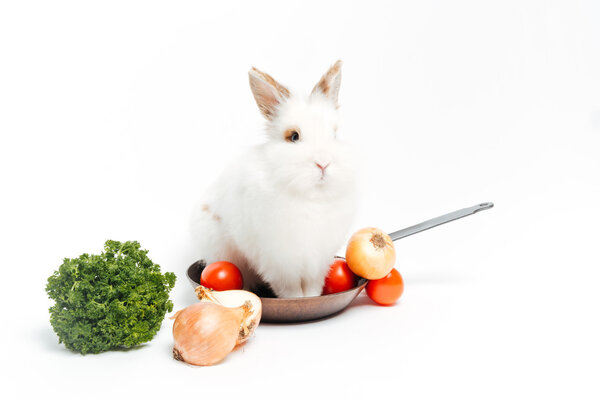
[[191, 60, 358, 298]]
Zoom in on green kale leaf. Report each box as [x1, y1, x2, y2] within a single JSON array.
[[46, 240, 176, 354]]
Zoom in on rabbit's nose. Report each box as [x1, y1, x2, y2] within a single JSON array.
[[315, 162, 330, 172]]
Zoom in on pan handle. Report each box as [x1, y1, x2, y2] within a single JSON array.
[[388, 202, 494, 241]]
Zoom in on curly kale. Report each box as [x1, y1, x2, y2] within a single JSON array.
[[46, 240, 176, 354]]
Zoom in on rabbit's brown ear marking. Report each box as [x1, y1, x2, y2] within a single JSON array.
[[311, 60, 342, 106], [249, 67, 290, 120]]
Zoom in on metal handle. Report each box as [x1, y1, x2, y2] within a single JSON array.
[[388, 202, 494, 241]]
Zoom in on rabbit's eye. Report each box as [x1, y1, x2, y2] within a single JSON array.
[[285, 129, 301, 143]]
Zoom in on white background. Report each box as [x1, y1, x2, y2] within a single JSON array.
[[1, 1, 599, 399]]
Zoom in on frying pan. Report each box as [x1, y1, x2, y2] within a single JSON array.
[[187, 202, 493, 322]]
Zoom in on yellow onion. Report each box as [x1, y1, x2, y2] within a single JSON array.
[[346, 227, 396, 279], [171, 302, 249, 366]]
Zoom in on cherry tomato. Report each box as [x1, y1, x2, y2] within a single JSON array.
[[366, 268, 404, 305], [201, 261, 243, 291], [322, 259, 358, 295]]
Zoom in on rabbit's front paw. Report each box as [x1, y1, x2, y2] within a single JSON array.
[[270, 281, 304, 299], [302, 280, 325, 297]]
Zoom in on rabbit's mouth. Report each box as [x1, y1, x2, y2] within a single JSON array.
[[280, 165, 346, 196], [316, 175, 335, 189], [316, 170, 329, 184]]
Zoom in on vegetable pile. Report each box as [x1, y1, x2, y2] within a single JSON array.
[[318, 228, 404, 305], [46, 240, 176, 354]]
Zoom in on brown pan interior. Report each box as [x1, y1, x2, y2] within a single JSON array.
[[186, 260, 367, 323]]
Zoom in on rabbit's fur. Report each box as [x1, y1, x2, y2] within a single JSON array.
[[191, 61, 357, 298]]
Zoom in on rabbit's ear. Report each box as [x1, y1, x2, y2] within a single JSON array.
[[311, 60, 342, 105], [249, 67, 290, 120]]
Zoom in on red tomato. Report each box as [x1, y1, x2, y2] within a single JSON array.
[[366, 268, 404, 305], [322, 259, 358, 295], [201, 261, 243, 291]]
